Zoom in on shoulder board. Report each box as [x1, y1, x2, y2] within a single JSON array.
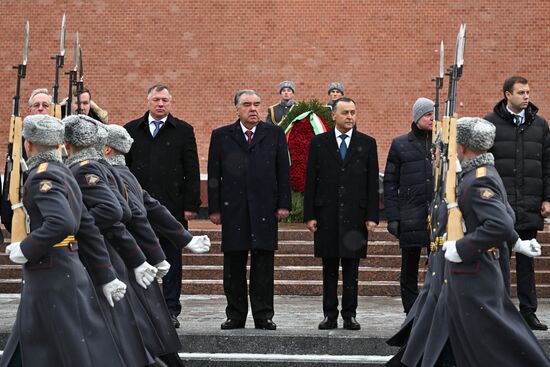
[[80, 160, 89, 167], [476, 167, 487, 178], [269, 104, 278, 108], [37, 162, 49, 173]]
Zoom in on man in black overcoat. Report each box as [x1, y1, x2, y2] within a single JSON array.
[[125, 84, 201, 327], [207, 89, 291, 330], [484, 76, 550, 330], [303, 97, 379, 330]]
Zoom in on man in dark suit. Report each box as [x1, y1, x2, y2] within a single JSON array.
[[304, 97, 379, 330], [124, 84, 201, 328], [207, 89, 291, 330]]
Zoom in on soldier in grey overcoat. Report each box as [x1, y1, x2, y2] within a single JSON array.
[[1, 115, 127, 367], [422, 117, 549, 367]]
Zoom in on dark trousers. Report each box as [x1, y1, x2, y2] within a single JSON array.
[[515, 229, 538, 315], [160, 234, 183, 317], [322, 257, 360, 319], [400, 247, 424, 314], [223, 249, 275, 322]]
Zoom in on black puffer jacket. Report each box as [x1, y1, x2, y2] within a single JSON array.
[[485, 100, 550, 231], [383, 123, 433, 247]]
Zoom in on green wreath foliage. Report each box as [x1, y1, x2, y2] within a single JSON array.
[[278, 99, 334, 131]]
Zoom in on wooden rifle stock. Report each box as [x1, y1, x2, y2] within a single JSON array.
[[445, 115, 463, 241], [49, 104, 63, 119], [7, 114, 26, 242]]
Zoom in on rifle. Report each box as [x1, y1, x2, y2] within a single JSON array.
[[76, 45, 84, 114], [430, 40, 445, 193], [66, 32, 79, 116], [5, 21, 30, 242], [50, 13, 66, 119], [443, 24, 467, 242]]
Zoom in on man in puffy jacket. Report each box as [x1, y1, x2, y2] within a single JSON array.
[[383, 97, 434, 314], [485, 75, 550, 331]]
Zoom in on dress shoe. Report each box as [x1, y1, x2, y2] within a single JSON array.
[[318, 317, 337, 330], [523, 313, 548, 331], [170, 314, 180, 329], [254, 319, 277, 330], [220, 319, 245, 330], [343, 317, 361, 330]]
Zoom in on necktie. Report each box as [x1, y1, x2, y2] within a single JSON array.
[[339, 134, 348, 159], [245, 130, 253, 144], [152, 120, 163, 137], [514, 115, 524, 126]]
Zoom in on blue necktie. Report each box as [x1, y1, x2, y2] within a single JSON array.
[[152, 120, 163, 137], [339, 134, 348, 159]]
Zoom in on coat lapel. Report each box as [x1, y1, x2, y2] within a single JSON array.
[[229, 120, 249, 151], [325, 129, 342, 164], [249, 122, 267, 149], [342, 130, 360, 166]]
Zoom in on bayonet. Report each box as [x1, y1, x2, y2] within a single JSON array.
[[60, 13, 66, 56], [79, 45, 84, 82], [66, 32, 79, 115], [22, 21, 29, 66], [73, 32, 79, 71], [439, 41, 444, 79], [51, 13, 66, 113]]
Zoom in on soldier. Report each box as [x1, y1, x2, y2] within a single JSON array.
[[63, 114, 164, 366], [423, 117, 548, 367], [100, 122, 211, 367], [1, 114, 126, 367], [326, 82, 345, 110], [265, 80, 296, 125]]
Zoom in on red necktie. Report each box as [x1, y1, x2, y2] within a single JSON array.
[[246, 130, 253, 144]]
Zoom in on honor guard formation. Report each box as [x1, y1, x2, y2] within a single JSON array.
[[0, 17, 549, 367]]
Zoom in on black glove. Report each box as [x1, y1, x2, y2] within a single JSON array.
[[387, 220, 400, 238]]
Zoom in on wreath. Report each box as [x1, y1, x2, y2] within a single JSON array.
[[280, 100, 334, 222]]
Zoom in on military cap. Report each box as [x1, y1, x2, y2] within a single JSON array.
[[327, 82, 345, 95], [62, 114, 100, 147], [105, 124, 134, 154], [22, 114, 64, 146], [412, 98, 435, 123], [278, 81, 295, 93], [95, 123, 109, 152], [456, 117, 496, 152]]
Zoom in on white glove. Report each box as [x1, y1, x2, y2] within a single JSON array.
[[154, 260, 171, 279], [6, 242, 28, 264], [101, 278, 127, 307], [185, 235, 211, 253], [133, 262, 158, 289], [443, 240, 462, 263], [513, 238, 542, 257]]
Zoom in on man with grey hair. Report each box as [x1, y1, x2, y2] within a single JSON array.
[[265, 80, 296, 125], [421, 117, 549, 367], [27, 88, 52, 115], [124, 84, 200, 328], [208, 89, 291, 330]]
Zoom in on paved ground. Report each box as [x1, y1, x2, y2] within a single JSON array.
[[0, 294, 549, 341]]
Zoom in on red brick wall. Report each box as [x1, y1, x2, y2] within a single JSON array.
[[0, 0, 548, 173]]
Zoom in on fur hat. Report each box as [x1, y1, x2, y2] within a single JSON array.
[[105, 124, 134, 154], [456, 117, 496, 151], [327, 82, 345, 95], [278, 81, 295, 93], [22, 114, 64, 146], [63, 114, 100, 147], [412, 98, 435, 123], [95, 123, 109, 151]]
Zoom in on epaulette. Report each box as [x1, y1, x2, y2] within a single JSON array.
[[80, 160, 89, 167], [37, 162, 48, 173], [269, 103, 279, 109], [476, 167, 487, 178]]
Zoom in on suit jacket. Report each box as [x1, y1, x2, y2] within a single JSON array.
[[207, 120, 291, 251], [124, 112, 201, 222], [304, 128, 379, 258]]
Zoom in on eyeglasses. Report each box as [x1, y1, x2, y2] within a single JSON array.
[[31, 102, 50, 109]]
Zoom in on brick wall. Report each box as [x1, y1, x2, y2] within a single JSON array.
[[0, 0, 548, 174]]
